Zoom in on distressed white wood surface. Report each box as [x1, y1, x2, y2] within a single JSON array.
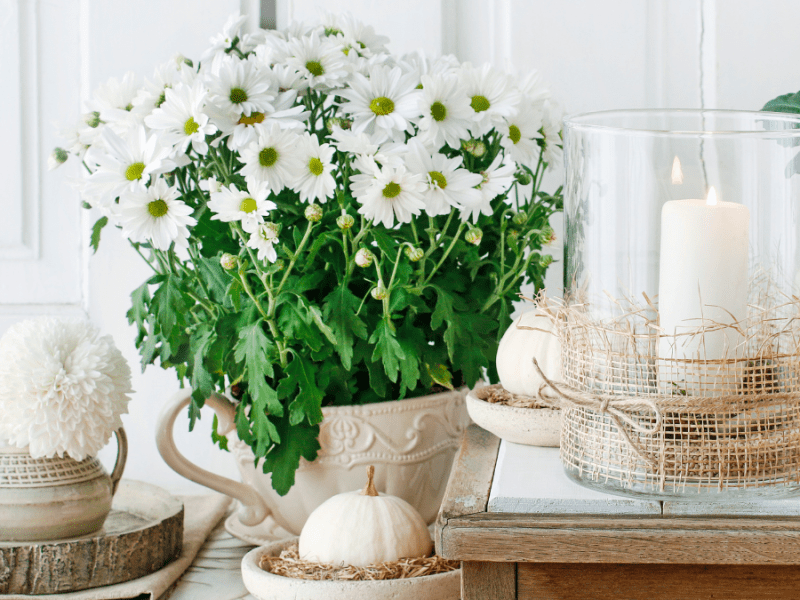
[[488, 441, 662, 515], [664, 498, 800, 516]]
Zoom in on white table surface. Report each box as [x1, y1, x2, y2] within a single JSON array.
[[488, 440, 800, 516]]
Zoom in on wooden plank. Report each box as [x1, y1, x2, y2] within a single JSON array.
[[442, 523, 800, 564], [489, 443, 661, 515], [462, 561, 516, 600], [517, 562, 800, 600], [665, 498, 800, 516], [435, 425, 500, 555]]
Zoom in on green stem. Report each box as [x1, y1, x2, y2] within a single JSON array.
[[422, 222, 465, 287], [273, 221, 314, 307]]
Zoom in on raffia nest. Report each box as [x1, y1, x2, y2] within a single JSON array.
[[474, 383, 558, 410], [526, 270, 800, 493], [259, 542, 459, 581]]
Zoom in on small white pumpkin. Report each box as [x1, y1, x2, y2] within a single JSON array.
[[298, 466, 433, 567], [496, 309, 562, 396]]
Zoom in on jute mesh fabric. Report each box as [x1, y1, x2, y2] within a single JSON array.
[[533, 282, 800, 494]]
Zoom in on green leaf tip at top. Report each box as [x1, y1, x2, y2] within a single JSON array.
[[762, 91, 800, 114]]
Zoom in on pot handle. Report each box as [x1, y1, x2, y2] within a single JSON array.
[[155, 388, 269, 526], [109, 427, 128, 496]]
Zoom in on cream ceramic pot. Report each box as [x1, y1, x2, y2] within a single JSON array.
[[156, 388, 470, 536], [0, 428, 127, 541]]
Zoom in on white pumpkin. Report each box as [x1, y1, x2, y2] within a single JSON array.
[[496, 309, 562, 396], [298, 466, 433, 567]]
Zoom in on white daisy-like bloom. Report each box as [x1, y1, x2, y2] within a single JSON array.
[[351, 162, 426, 227], [145, 81, 217, 156], [239, 123, 301, 193], [118, 178, 197, 250], [291, 133, 336, 203], [285, 33, 348, 91], [337, 13, 390, 57], [499, 101, 544, 167], [459, 154, 516, 223], [338, 65, 420, 144], [0, 317, 132, 460], [208, 181, 276, 232], [460, 63, 521, 137], [404, 139, 482, 216], [87, 71, 140, 128], [517, 69, 551, 108], [542, 98, 564, 168], [398, 50, 460, 84], [345, 50, 395, 79], [131, 57, 196, 119], [199, 175, 222, 195], [329, 126, 379, 155], [200, 12, 249, 62], [416, 73, 473, 150], [270, 63, 309, 94], [83, 125, 175, 206], [247, 222, 280, 263], [206, 54, 276, 117]]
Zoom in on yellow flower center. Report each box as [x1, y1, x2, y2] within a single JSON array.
[[470, 95, 490, 113], [369, 96, 395, 116], [238, 112, 266, 126], [184, 116, 200, 135], [147, 199, 168, 218], [430, 101, 447, 122], [240, 197, 257, 213], [259, 147, 279, 167], [509, 124, 521, 144], [229, 87, 248, 104], [306, 61, 325, 77], [125, 162, 145, 181], [428, 171, 447, 189], [382, 182, 401, 198], [308, 157, 324, 176]]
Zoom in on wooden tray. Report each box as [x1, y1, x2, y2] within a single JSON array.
[[0, 480, 183, 595]]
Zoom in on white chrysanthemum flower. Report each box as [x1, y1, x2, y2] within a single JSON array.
[[270, 63, 309, 94], [199, 176, 222, 194], [337, 13, 390, 57], [329, 126, 379, 155], [208, 181, 276, 232], [201, 12, 249, 62], [499, 101, 544, 166], [83, 125, 175, 206], [460, 63, 521, 137], [404, 139, 482, 216], [399, 51, 460, 81], [0, 317, 132, 460], [352, 162, 425, 227], [118, 178, 197, 250], [286, 34, 348, 90], [338, 65, 420, 144], [87, 72, 140, 128], [247, 222, 280, 263], [145, 81, 217, 156], [131, 57, 196, 119], [206, 55, 276, 117], [239, 123, 301, 193], [542, 98, 564, 168], [291, 133, 336, 203], [459, 154, 516, 223], [517, 69, 550, 107], [417, 73, 473, 150]]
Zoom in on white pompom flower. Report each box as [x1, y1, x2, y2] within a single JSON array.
[[0, 317, 132, 460]]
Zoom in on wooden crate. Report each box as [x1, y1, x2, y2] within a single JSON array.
[[436, 425, 800, 600]]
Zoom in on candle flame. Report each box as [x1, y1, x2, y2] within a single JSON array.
[[706, 186, 718, 206], [671, 156, 683, 184]]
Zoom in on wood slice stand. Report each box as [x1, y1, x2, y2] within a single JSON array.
[[0, 480, 183, 595]]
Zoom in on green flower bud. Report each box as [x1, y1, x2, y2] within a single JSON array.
[[274, 259, 285, 271], [540, 225, 556, 245], [514, 169, 532, 186], [355, 248, 374, 268], [48, 147, 69, 171], [462, 139, 486, 157], [337, 212, 355, 230], [405, 246, 424, 262], [84, 111, 101, 128], [220, 253, 238, 270], [512, 211, 527, 227], [371, 283, 388, 300], [540, 254, 554, 268], [304, 203, 323, 222], [465, 227, 483, 246], [264, 221, 281, 237]]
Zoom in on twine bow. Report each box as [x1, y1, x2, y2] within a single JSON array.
[[532, 358, 663, 468]]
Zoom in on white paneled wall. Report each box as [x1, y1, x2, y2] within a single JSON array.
[[2, 0, 800, 491]]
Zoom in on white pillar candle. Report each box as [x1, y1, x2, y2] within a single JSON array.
[[658, 189, 750, 393]]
